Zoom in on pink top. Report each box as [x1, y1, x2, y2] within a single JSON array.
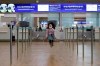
[[46, 28, 54, 37]]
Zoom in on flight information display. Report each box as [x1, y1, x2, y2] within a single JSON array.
[[0, 4, 100, 13]]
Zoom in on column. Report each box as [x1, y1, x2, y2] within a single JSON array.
[[86, 13, 97, 27], [62, 13, 74, 28], [48, 13, 59, 26]]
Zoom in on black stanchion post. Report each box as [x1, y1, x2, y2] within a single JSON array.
[[91, 26, 94, 64], [30, 28, 32, 44], [17, 26, 19, 59], [28, 28, 30, 45], [30, 28, 32, 45], [99, 27, 100, 42], [22, 27, 23, 53], [10, 24, 12, 66], [76, 25, 78, 56], [82, 26, 85, 60], [27, 27, 29, 44], [67, 28, 68, 46], [67, 28, 69, 46], [93, 28, 95, 44], [69, 27, 71, 48], [65, 28, 66, 45], [73, 27, 74, 50], [29, 29, 31, 44], [25, 27, 26, 51]]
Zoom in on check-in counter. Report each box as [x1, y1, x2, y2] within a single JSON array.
[[55, 27, 100, 40], [0, 27, 29, 41]]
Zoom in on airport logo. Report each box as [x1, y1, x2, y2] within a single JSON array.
[[7, 4, 15, 12], [0, 4, 7, 13], [0, 4, 15, 13]]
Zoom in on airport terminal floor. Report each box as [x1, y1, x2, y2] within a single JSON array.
[[1, 3, 100, 66], [0, 41, 100, 66]]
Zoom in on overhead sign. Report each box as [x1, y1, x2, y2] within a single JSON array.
[[61, 4, 86, 12], [15, 4, 37, 12], [86, 4, 97, 11], [49, 4, 61, 12], [97, 4, 100, 11], [38, 4, 49, 11], [0, 4, 100, 13]]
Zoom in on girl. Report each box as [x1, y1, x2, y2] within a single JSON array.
[[46, 23, 55, 47]]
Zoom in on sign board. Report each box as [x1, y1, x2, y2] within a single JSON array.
[[0, 4, 100, 13]]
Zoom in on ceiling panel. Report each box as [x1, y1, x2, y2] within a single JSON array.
[[1, 0, 100, 3]]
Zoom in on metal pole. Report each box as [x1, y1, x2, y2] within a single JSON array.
[[30, 28, 32, 44], [22, 27, 23, 53], [29, 29, 31, 44], [73, 27, 74, 51], [28, 28, 30, 45], [67, 28, 68, 46], [65, 28, 66, 42], [99, 27, 100, 42], [93, 28, 95, 44], [91, 26, 93, 64], [82, 26, 84, 60], [65, 28, 67, 45], [17, 27, 19, 59], [76, 25, 78, 56], [10, 24, 12, 66], [25, 27, 27, 51], [69, 27, 71, 48], [27, 27, 29, 44]]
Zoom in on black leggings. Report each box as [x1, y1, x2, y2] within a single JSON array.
[[49, 40, 53, 43], [49, 40, 54, 46]]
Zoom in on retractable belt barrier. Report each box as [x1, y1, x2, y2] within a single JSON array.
[[16, 27, 32, 57], [9, 24, 95, 65]]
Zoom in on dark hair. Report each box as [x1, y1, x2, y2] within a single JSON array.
[[7, 24, 14, 29], [47, 22, 55, 29]]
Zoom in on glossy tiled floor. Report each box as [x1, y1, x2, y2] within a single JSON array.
[[0, 41, 100, 66]]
